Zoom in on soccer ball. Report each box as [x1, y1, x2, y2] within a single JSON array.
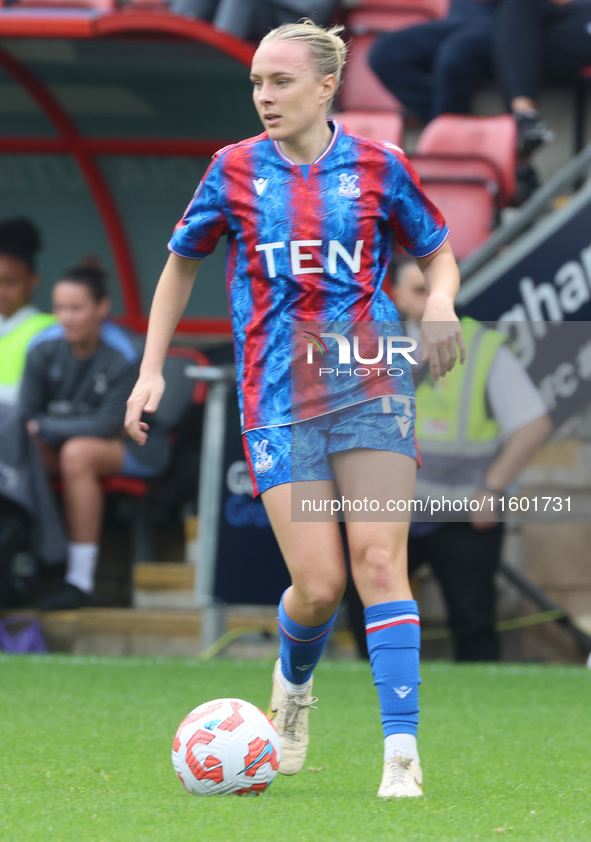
[[172, 697, 281, 795]]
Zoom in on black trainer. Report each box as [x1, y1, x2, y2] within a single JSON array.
[[515, 111, 554, 157], [37, 583, 93, 611]]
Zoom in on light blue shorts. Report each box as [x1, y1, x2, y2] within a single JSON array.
[[243, 396, 417, 496], [121, 448, 160, 479]]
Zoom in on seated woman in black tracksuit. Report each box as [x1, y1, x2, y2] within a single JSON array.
[[20, 263, 169, 610]]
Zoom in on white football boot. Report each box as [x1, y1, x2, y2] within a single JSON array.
[[267, 659, 317, 775], [377, 753, 424, 798]]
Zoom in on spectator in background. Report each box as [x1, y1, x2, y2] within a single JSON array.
[[496, 0, 591, 158], [0, 218, 55, 405], [21, 262, 170, 610], [395, 259, 552, 661], [345, 259, 554, 661], [369, 0, 500, 127], [170, 0, 339, 41]]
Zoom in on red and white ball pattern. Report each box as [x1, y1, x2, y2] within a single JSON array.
[[172, 697, 281, 795]]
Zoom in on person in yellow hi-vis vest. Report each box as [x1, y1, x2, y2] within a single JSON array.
[[395, 259, 553, 661], [0, 218, 55, 405]]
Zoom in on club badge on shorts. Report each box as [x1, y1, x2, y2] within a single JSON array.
[[253, 439, 273, 474]]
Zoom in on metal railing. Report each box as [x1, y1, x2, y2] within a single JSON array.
[[185, 363, 236, 649]]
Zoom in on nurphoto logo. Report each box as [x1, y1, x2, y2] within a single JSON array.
[[304, 330, 418, 377]]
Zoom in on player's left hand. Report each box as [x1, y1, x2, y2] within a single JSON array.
[[420, 294, 466, 381], [125, 372, 165, 445]]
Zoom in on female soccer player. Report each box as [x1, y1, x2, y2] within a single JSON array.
[[125, 19, 465, 798], [21, 263, 169, 610]]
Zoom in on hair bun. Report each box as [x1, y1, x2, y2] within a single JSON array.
[[59, 260, 109, 302]]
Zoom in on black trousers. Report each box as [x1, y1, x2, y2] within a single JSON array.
[[496, 0, 591, 108], [408, 521, 504, 662], [346, 521, 504, 662], [369, 17, 496, 125]]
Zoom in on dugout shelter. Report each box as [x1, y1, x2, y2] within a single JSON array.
[[0, 5, 261, 336]]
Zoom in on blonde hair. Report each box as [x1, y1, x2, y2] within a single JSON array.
[[260, 18, 348, 94]]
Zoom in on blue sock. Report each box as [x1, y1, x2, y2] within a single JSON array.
[[278, 592, 337, 685], [364, 600, 421, 738]]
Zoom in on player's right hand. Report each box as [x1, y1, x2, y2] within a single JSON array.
[[125, 373, 165, 445]]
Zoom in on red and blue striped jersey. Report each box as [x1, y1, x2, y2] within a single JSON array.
[[169, 121, 448, 432]]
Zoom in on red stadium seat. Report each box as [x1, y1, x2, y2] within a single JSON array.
[[415, 114, 517, 207], [14, 0, 116, 10], [339, 34, 403, 112], [346, 0, 449, 34], [409, 168, 498, 261], [334, 110, 404, 146], [408, 115, 518, 260], [347, 9, 435, 35]]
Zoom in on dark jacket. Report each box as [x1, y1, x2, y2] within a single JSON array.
[[20, 321, 170, 473], [0, 402, 66, 564]]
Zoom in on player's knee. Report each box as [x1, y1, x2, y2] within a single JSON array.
[[59, 437, 93, 476], [294, 578, 345, 616], [351, 543, 402, 590]]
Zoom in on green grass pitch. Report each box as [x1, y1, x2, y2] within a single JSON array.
[[1, 655, 589, 842]]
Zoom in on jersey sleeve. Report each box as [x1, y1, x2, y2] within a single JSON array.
[[385, 145, 449, 258], [168, 152, 230, 259]]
